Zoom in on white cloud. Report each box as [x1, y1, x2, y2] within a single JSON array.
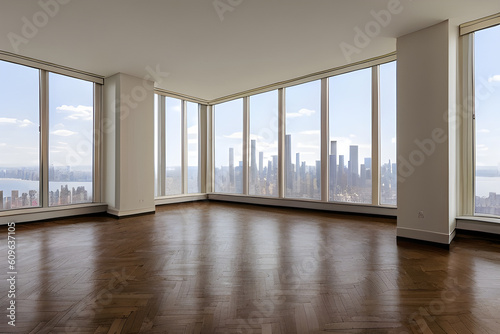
[[299, 130, 320, 135], [477, 144, 488, 151], [223, 132, 243, 139], [187, 125, 198, 135], [0, 118, 35, 127], [0, 118, 17, 124], [287, 108, 316, 118], [51, 129, 77, 137], [19, 119, 34, 127], [56, 105, 93, 121], [488, 75, 500, 83], [0, 143, 6, 147], [478, 129, 490, 133], [249, 133, 265, 141], [298, 143, 320, 149]]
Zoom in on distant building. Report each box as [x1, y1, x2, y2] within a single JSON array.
[[229, 148, 234, 186]]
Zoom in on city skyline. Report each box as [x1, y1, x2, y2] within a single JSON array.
[[215, 135, 397, 204]]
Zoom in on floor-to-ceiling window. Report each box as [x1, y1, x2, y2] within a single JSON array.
[[380, 61, 397, 206], [209, 59, 397, 207], [0, 59, 99, 211], [187, 102, 200, 194], [473, 24, 500, 216], [48, 73, 94, 206], [214, 99, 243, 194], [165, 97, 182, 196], [154, 94, 201, 197], [0, 61, 40, 210], [329, 69, 372, 204], [285, 80, 321, 200], [249, 90, 279, 197]]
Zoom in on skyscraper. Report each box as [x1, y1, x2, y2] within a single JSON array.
[[360, 164, 366, 186], [338, 154, 345, 188], [364, 157, 372, 170], [272, 155, 278, 179], [315, 160, 321, 189], [267, 160, 272, 189], [11, 190, 18, 208], [285, 135, 292, 189], [296, 152, 300, 183], [347, 161, 352, 186], [250, 140, 257, 183], [329, 141, 337, 192], [349, 145, 359, 186], [229, 148, 234, 187], [259, 152, 264, 178]]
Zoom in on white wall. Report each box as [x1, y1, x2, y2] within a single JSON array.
[[103, 73, 155, 216], [396, 20, 458, 244]]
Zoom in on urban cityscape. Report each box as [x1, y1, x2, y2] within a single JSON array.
[[0, 166, 92, 210], [4, 152, 497, 213], [162, 166, 200, 196], [475, 168, 500, 215], [215, 135, 398, 204]]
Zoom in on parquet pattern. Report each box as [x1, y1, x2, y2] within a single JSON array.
[[1, 201, 500, 333]]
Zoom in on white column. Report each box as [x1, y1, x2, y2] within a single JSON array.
[[103, 73, 155, 216], [396, 20, 458, 244]]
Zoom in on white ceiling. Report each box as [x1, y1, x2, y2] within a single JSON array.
[[1, 0, 499, 101]]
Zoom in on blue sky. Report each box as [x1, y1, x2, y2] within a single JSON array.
[[475, 24, 500, 168], [0, 61, 39, 167], [214, 61, 397, 171], [214, 98, 243, 168], [48, 72, 93, 170], [1, 22, 498, 177], [0, 60, 93, 170]]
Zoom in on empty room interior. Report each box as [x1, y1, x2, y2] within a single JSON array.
[[1, 1, 500, 333]]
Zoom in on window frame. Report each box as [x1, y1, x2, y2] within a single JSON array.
[[0, 56, 102, 213], [154, 93, 202, 198], [459, 19, 500, 218], [208, 56, 397, 207]]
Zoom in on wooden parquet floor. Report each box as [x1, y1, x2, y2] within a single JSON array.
[[1, 201, 500, 333]]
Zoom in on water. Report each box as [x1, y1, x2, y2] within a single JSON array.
[[1, 177, 497, 200], [0, 179, 93, 197], [476, 176, 500, 198]]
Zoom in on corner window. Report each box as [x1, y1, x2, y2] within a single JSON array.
[[0, 60, 98, 211], [473, 24, 500, 216], [0, 61, 40, 210]]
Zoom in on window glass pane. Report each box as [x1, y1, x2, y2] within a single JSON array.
[[154, 95, 159, 197], [0, 61, 40, 210], [214, 99, 243, 193], [48, 73, 93, 206], [249, 90, 279, 196], [380, 61, 397, 205], [474, 24, 500, 216], [329, 68, 372, 203], [187, 102, 200, 194], [165, 97, 182, 195], [285, 80, 321, 200]]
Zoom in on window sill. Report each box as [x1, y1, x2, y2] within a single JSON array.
[[456, 216, 500, 235], [0, 203, 108, 225], [155, 193, 208, 206], [208, 193, 397, 217]]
